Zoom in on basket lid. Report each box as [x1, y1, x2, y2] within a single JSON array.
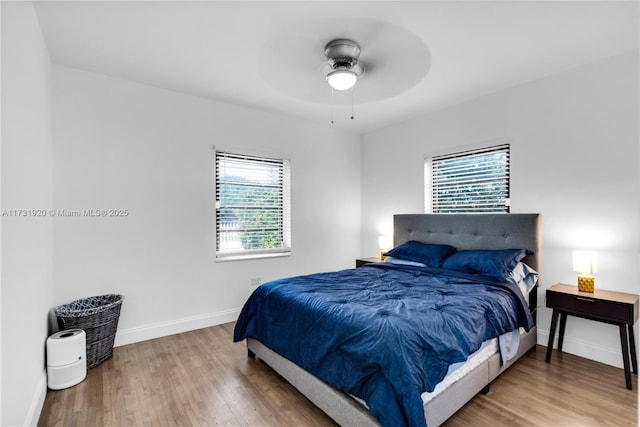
[[55, 294, 123, 318]]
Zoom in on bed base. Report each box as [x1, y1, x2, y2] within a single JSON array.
[[248, 327, 536, 426]]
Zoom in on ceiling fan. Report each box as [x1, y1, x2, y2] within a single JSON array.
[[321, 39, 365, 91], [256, 18, 431, 124]]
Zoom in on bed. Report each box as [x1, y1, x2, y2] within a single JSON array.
[[234, 213, 541, 427]]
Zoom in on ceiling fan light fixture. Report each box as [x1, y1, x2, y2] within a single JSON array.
[[323, 39, 364, 91], [326, 69, 358, 91]]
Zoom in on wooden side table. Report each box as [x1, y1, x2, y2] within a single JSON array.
[[545, 283, 639, 390], [355, 257, 382, 268]]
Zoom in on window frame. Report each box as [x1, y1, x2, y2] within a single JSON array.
[[215, 147, 291, 261], [424, 142, 511, 214]]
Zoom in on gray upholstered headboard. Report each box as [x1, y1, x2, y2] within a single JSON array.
[[394, 214, 541, 317], [393, 214, 541, 273]]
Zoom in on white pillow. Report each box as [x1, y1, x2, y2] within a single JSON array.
[[507, 262, 538, 300], [383, 256, 428, 268]]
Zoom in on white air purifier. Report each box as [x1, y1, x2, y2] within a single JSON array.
[[47, 329, 87, 390]]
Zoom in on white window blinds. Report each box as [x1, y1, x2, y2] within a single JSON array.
[[216, 150, 291, 259], [426, 144, 510, 213]]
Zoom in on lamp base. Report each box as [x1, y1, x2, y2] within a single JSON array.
[[577, 274, 595, 293]]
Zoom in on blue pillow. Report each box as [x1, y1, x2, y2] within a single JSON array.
[[441, 249, 533, 283], [383, 241, 457, 268]]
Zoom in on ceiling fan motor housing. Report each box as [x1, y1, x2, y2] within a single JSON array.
[[323, 38, 365, 83], [325, 39, 361, 69]]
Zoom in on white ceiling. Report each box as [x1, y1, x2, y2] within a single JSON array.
[[33, 1, 639, 134]]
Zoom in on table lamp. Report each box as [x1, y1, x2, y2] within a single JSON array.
[[378, 236, 393, 260], [573, 250, 598, 293]]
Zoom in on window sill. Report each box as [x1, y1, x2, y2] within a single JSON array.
[[216, 251, 291, 262]]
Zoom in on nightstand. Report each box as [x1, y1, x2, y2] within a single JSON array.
[[355, 257, 382, 268], [545, 283, 639, 390]]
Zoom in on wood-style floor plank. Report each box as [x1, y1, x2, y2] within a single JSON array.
[[38, 322, 637, 426]]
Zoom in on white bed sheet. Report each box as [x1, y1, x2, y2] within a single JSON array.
[[421, 338, 496, 404], [421, 327, 525, 404]]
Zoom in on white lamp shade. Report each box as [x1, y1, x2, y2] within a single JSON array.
[[378, 235, 393, 251], [573, 250, 598, 274], [326, 70, 358, 91]]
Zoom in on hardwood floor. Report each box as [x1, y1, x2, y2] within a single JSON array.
[[38, 322, 637, 426]]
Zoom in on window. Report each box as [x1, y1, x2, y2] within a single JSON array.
[[215, 149, 291, 260], [425, 144, 510, 213]]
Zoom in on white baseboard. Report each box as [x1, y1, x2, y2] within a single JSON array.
[[25, 370, 47, 427], [113, 308, 241, 347], [113, 316, 629, 367], [537, 328, 626, 369]]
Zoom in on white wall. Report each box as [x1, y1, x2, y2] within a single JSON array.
[[1, 2, 54, 425], [361, 50, 639, 368], [2, 4, 635, 423], [52, 66, 361, 345]]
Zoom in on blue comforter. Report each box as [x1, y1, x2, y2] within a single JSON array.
[[233, 263, 533, 427]]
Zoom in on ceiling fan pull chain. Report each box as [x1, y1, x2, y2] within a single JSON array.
[[330, 87, 335, 125], [351, 87, 355, 120]]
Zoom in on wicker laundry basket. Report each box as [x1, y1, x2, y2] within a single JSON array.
[[55, 294, 124, 369]]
